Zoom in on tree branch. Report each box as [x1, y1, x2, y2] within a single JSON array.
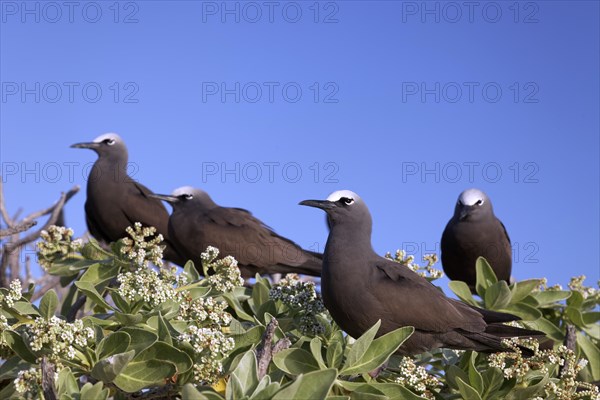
[[0, 220, 37, 238]]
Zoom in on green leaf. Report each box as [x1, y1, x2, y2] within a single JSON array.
[[0, 356, 30, 380], [91, 350, 135, 383], [365, 383, 429, 400], [583, 312, 600, 326], [112, 343, 191, 392], [449, 281, 479, 306], [252, 379, 282, 400], [510, 279, 543, 303], [96, 331, 131, 360], [229, 350, 258, 396], [341, 326, 414, 375], [566, 306, 588, 329], [272, 368, 337, 400], [155, 313, 173, 345], [39, 289, 59, 320], [74, 281, 114, 311], [445, 365, 469, 390], [577, 332, 600, 381], [226, 373, 244, 400], [567, 291, 584, 308], [484, 281, 512, 310], [481, 367, 505, 398], [456, 377, 483, 400], [113, 360, 175, 393], [523, 318, 564, 342], [344, 320, 381, 370], [500, 303, 542, 321], [79, 262, 120, 285], [532, 290, 571, 305], [120, 327, 158, 354], [310, 337, 327, 369], [2, 330, 37, 363], [326, 332, 344, 369], [468, 352, 484, 395], [110, 291, 131, 313], [222, 292, 254, 322], [475, 257, 498, 296], [114, 312, 144, 326], [80, 382, 109, 400], [505, 374, 548, 400], [183, 260, 201, 282], [231, 325, 264, 351], [273, 348, 320, 375], [57, 367, 79, 398], [252, 278, 271, 309], [12, 301, 40, 316], [138, 341, 193, 375]]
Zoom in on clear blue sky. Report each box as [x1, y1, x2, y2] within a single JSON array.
[[1, 1, 598, 290]]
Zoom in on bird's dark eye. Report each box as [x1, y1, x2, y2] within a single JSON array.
[[183, 194, 193, 200], [340, 197, 354, 205], [476, 199, 483, 206], [104, 139, 116, 145]]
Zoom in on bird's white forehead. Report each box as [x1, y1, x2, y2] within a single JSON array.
[[93, 133, 122, 143], [172, 186, 198, 197], [459, 188, 486, 206], [327, 190, 360, 202]]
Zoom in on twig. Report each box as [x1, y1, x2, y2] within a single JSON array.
[[7, 185, 80, 249], [67, 295, 87, 323], [256, 318, 291, 380], [41, 357, 57, 400], [0, 220, 37, 238], [0, 180, 14, 228]]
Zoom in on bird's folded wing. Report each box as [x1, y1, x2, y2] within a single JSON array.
[[374, 260, 487, 333], [120, 182, 170, 232], [201, 207, 308, 268]]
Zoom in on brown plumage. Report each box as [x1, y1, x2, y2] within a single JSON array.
[[151, 187, 322, 277], [71, 133, 185, 266], [300, 190, 544, 356], [441, 188, 512, 289]]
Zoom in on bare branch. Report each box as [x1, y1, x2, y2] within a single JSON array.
[[41, 357, 58, 400], [255, 317, 290, 380], [0, 220, 37, 238], [6, 185, 80, 249], [21, 185, 79, 225], [0, 180, 14, 228]]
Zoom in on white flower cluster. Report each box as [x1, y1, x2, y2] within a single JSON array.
[[201, 247, 244, 292], [120, 222, 164, 267], [14, 367, 41, 398], [0, 279, 22, 307], [0, 314, 12, 358], [178, 296, 232, 327], [488, 340, 599, 399], [27, 316, 94, 363], [178, 325, 235, 384], [269, 274, 326, 336], [535, 278, 564, 292], [117, 267, 180, 307], [36, 226, 83, 269], [568, 275, 599, 300], [386, 250, 443, 280], [393, 357, 441, 399]]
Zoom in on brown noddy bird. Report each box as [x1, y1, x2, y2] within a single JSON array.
[[300, 190, 543, 355], [441, 188, 512, 289], [71, 133, 185, 265], [151, 186, 322, 277]]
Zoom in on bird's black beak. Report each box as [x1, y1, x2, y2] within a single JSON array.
[[459, 207, 471, 221], [149, 193, 179, 203], [70, 141, 99, 149], [299, 199, 335, 210]]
